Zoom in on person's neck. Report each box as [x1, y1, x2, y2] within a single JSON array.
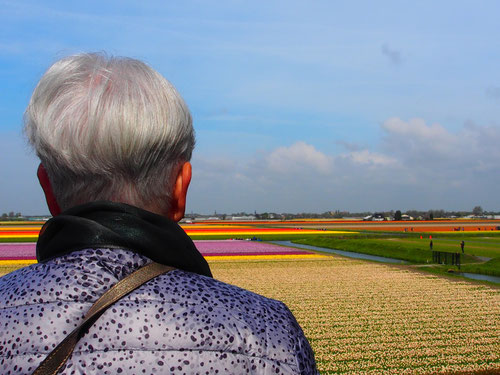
[[37, 201, 212, 277]]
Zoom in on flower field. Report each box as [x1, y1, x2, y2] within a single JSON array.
[[182, 224, 350, 237], [196, 240, 312, 255], [0, 226, 40, 239], [1, 227, 499, 374], [0, 243, 37, 267], [210, 257, 500, 374], [0, 243, 36, 259], [0, 223, 349, 240], [0, 240, 328, 266], [196, 240, 329, 261]]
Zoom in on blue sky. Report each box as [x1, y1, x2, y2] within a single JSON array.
[[1, 1, 500, 214]]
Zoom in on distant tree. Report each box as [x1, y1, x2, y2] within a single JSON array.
[[1, 213, 7, 219], [8, 211, 14, 218], [394, 210, 402, 221], [429, 212, 434, 220], [472, 206, 483, 216], [436, 209, 445, 218]]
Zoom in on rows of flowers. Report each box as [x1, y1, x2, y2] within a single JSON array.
[[210, 257, 500, 374], [196, 240, 329, 261], [195, 240, 312, 256], [184, 228, 346, 236], [0, 240, 328, 265], [0, 243, 35, 260], [0, 230, 40, 238], [1, 235, 499, 373], [0, 224, 347, 239]]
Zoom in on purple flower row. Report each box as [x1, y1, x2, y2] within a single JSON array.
[[0, 243, 36, 259], [0, 240, 311, 260], [194, 240, 311, 256]]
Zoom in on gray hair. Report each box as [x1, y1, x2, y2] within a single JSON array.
[[24, 53, 195, 212]]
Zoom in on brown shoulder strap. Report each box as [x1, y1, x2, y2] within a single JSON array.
[[32, 262, 175, 375]]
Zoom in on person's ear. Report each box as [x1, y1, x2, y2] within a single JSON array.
[[37, 163, 61, 216], [168, 162, 192, 222]]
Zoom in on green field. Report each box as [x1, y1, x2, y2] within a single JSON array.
[[293, 232, 500, 278], [2, 229, 499, 281]]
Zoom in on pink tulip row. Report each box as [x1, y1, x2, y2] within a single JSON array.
[[0, 240, 311, 260], [195, 240, 311, 256], [0, 243, 36, 259]]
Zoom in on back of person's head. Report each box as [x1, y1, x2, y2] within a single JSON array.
[[24, 52, 194, 213]]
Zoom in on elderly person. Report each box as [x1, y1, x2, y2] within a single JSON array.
[[0, 53, 317, 374]]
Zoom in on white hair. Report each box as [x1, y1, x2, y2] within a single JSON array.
[[24, 53, 195, 212]]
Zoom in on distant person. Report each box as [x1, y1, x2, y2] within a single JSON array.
[[461, 240, 465, 253], [0, 53, 318, 374], [429, 240, 433, 250]]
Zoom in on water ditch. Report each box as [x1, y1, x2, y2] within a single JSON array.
[[457, 273, 500, 283], [271, 241, 500, 284], [271, 241, 409, 264]]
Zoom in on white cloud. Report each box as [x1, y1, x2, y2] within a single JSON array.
[[347, 150, 398, 167], [266, 141, 332, 175], [382, 117, 450, 140], [188, 119, 500, 213], [382, 117, 500, 172], [5, 117, 499, 215]]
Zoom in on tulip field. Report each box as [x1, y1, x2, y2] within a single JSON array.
[[1, 221, 499, 374], [0, 222, 350, 241], [210, 255, 500, 374]]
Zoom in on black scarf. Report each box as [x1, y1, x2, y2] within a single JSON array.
[[36, 201, 212, 277]]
